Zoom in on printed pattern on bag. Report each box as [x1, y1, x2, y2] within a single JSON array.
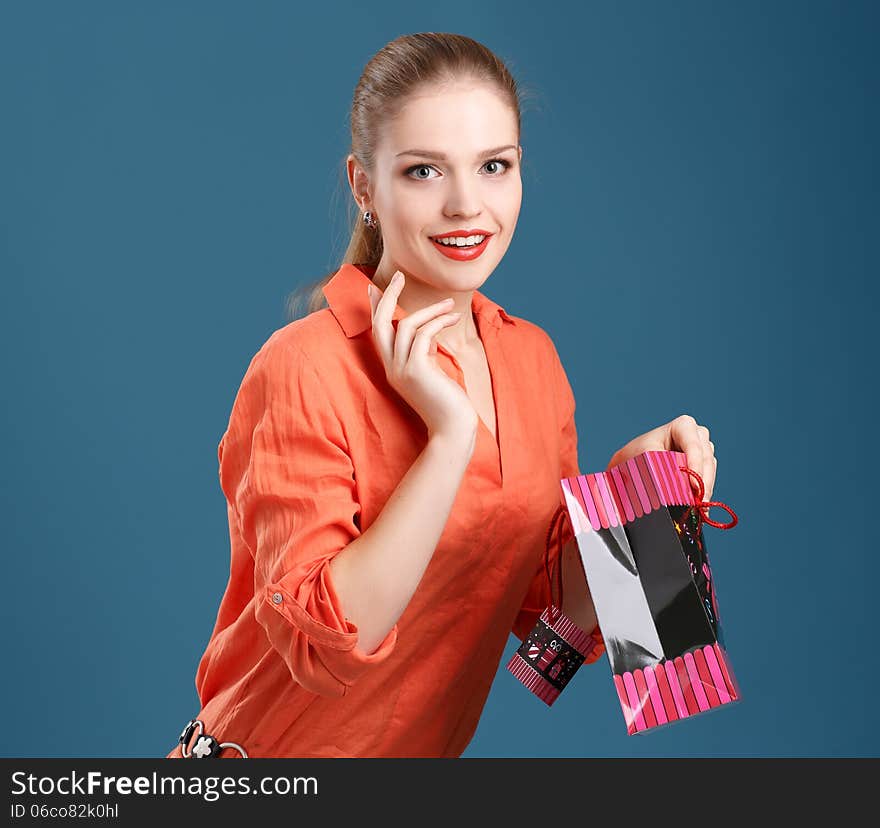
[[506, 607, 600, 706], [673, 503, 722, 640]]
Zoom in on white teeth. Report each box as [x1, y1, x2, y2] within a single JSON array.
[[434, 234, 486, 247]]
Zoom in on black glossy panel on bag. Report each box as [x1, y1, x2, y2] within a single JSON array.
[[624, 507, 716, 656]]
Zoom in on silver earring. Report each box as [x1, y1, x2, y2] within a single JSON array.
[[362, 210, 378, 229]]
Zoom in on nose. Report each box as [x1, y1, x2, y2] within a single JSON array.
[[442, 176, 482, 220]]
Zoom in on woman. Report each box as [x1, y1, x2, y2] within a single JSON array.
[[166, 32, 716, 759]]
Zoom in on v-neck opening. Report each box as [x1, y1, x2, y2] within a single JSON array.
[[477, 414, 497, 445], [473, 354, 500, 455], [476, 410, 499, 452], [434, 306, 504, 485], [469, 325, 503, 484]]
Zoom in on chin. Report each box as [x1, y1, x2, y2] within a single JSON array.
[[431, 266, 491, 290]]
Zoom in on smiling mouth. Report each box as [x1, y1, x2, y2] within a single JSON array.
[[428, 232, 493, 261], [428, 233, 493, 248]]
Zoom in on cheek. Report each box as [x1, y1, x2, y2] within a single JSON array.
[[386, 190, 435, 236], [492, 180, 522, 226]]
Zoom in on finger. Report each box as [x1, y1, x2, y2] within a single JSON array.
[[396, 310, 460, 372], [375, 270, 406, 317], [703, 457, 716, 503], [408, 312, 462, 363], [393, 296, 456, 356], [371, 271, 404, 367], [393, 298, 457, 373], [697, 426, 713, 498], [672, 414, 705, 496], [709, 455, 718, 501], [705, 440, 716, 501]]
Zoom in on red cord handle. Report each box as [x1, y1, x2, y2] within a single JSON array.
[[544, 505, 568, 624], [678, 465, 738, 531]]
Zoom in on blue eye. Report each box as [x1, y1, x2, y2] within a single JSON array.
[[406, 164, 437, 180], [405, 158, 512, 180], [482, 158, 510, 175]]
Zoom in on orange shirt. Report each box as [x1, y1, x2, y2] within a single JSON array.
[[166, 262, 605, 759]]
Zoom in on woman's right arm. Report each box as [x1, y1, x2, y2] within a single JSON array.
[[330, 270, 479, 654], [225, 270, 479, 698], [329, 426, 476, 654]]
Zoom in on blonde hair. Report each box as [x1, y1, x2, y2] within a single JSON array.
[[284, 32, 536, 321]]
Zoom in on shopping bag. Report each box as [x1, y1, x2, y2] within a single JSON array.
[[560, 449, 740, 734]]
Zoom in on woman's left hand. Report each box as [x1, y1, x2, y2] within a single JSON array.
[[607, 414, 716, 501]]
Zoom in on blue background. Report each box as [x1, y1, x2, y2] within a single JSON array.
[[2, 1, 876, 758]]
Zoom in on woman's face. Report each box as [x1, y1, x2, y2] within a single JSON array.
[[361, 81, 523, 293]]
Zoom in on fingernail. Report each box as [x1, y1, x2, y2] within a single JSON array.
[[393, 271, 403, 284], [368, 284, 373, 298]]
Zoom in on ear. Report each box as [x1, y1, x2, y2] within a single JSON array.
[[347, 153, 372, 211]]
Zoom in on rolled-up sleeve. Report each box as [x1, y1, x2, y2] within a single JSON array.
[[220, 337, 398, 698], [511, 336, 605, 664]]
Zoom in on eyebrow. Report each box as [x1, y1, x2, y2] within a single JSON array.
[[395, 144, 518, 160]]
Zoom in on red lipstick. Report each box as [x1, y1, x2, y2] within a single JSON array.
[[429, 229, 494, 261]]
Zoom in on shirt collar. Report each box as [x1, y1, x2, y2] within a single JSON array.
[[322, 262, 517, 338]]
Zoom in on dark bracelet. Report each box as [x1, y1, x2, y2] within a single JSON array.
[[178, 718, 248, 758]]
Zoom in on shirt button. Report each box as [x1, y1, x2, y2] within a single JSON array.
[[272, 592, 283, 604]]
